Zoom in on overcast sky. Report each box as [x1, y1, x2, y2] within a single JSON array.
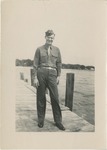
[[2, 0, 105, 66]]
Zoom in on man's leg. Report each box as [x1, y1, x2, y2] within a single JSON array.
[[37, 69, 47, 127], [48, 70, 65, 130]]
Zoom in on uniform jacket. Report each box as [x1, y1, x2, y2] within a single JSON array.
[[33, 44, 62, 77]]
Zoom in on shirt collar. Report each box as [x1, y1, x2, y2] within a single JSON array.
[[44, 43, 52, 50]]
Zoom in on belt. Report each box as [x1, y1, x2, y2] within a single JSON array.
[[40, 66, 56, 70]]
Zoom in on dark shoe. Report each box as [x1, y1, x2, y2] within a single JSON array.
[[38, 123, 43, 128], [55, 123, 65, 131]]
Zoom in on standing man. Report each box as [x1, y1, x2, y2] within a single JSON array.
[[33, 30, 65, 131]]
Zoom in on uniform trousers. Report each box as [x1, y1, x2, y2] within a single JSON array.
[[37, 68, 62, 125]]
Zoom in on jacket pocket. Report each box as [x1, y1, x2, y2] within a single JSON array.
[[51, 50, 58, 57], [40, 51, 47, 62], [51, 51, 58, 64]]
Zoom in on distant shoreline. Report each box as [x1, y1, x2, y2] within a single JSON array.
[[15, 59, 95, 71]]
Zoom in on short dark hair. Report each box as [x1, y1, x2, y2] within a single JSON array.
[[45, 30, 55, 36]]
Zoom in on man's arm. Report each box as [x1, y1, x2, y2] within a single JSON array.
[[56, 49, 62, 84], [33, 48, 40, 78], [33, 48, 40, 88], [56, 48, 62, 77]]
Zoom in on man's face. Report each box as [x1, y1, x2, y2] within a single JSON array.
[[45, 34, 55, 45]]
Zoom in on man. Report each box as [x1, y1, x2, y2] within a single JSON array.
[[33, 30, 65, 131]]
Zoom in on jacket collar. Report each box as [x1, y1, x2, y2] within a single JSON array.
[[44, 43, 52, 50]]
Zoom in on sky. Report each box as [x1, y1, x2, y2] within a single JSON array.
[[2, 0, 105, 66]]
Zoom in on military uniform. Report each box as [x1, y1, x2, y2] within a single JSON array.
[[33, 30, 65, 130]]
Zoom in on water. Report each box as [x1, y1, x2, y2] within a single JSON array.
[[58, 69, 95, 125], [16, 67, 95, 125]]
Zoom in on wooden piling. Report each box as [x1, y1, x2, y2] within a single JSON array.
[[25, 79, 28, 82], [20, 72, 24, 80], [30, 69, 34, 86], [65, 73, 74, 111]]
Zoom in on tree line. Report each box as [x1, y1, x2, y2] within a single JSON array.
[[15, 59, 95, 70]]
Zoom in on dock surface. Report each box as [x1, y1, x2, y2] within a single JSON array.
[[16, 77, 94, 132]]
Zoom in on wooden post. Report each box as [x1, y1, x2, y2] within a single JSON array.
[[20, 72, 24, 80], [30, 69, 37, 87], [30, 69, 34, 86], [65, 73, 74, 111], [25, 79, 28, 82]]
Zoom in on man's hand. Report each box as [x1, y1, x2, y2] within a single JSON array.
[[34, 77, 40, 88], [57, 76, 60, 85]]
